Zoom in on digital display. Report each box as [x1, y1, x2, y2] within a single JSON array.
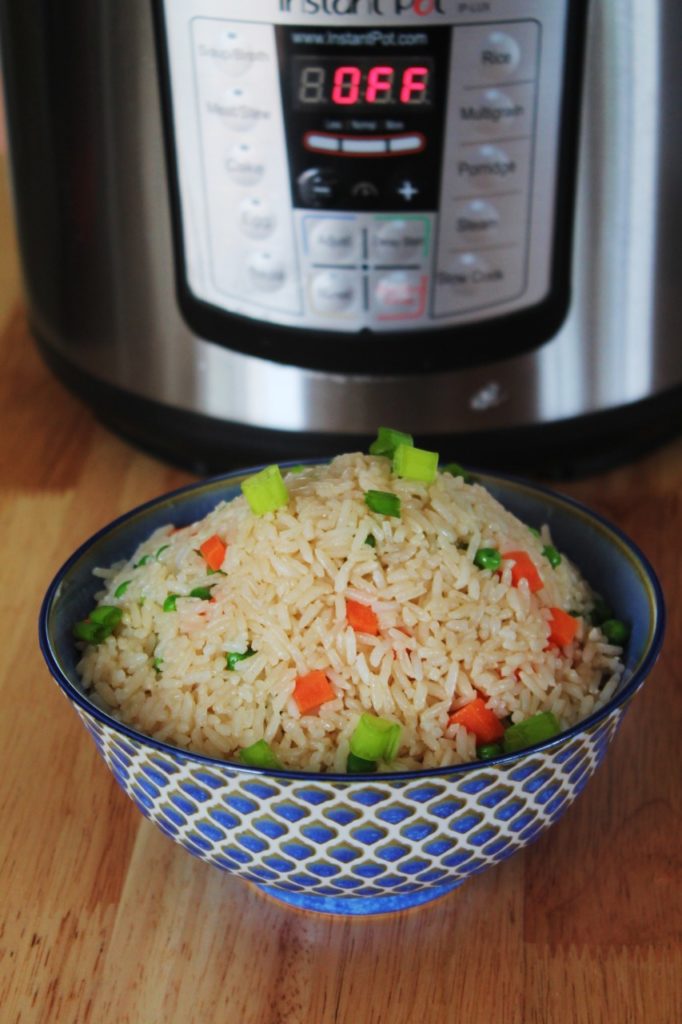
[[293, 57, 434, 110]]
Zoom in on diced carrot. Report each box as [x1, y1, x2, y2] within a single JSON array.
[[448, 697, 505, 743], [200, 534, 227, 571], [293, 670, 335, 714], [502, 550, 544, 592], [346, 599, 379, 635], [548, 607, 578, 647]]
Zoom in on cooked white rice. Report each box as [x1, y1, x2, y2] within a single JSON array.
[[77, 453, 624, 771]]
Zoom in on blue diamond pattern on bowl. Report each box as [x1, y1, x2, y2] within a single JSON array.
[[324, 805, 361, 826]]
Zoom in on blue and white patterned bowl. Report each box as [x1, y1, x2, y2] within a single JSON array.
[[39, 465, 665, 916]]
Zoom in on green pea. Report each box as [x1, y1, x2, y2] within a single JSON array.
[[477, 743, 503, 761], [601, 619, 631, 645], [542, 545, 562, 568], [474, 547, 502, 571]]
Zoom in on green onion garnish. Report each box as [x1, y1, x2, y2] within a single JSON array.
[[155, 544, 170, 560], [392, 444, 439, 484], [347, 753, 377, 774], [364, 490, 401, 518], [477, 742, 503, 761], [473, 548, 502, 571], [152, 656, 163, 673], [241, 464, 289, 516], [441, 462, 474, 483], [542, 545, 562, 568], [349, 713, 402, 764], [528, 526, 541, 538], [73, 605, 122, 645], [189, 586, 214, 601], [226, 648, 256, 670], [240, 739, 282, 770], [369, 426, 413, 458], [364, 534, 377, 548], [502, 711, 561, 754], [114, 580, 131, 599], [163, 594, 180, 612], [288, 464, 306, 474], [134, 554, 153, 568]]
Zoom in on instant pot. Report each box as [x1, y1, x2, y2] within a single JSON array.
[[1, 0, 680, 473]]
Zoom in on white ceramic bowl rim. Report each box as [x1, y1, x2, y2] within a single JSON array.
[[39, 462, 666, 781]]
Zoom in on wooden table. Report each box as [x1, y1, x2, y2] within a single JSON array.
[[1, 158, 680, 1024]]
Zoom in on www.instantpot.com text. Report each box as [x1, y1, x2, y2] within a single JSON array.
[[279, 0, 446, 15], [290, 28, 429, 45]]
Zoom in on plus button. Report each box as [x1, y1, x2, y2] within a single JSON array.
[[397, 179, 419, 202]]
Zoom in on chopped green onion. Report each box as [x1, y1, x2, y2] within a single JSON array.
[[590, 595, 613, 626], [364, 490, 401, 518], [441, 462, 474, 483], [189, 586, 214, 601], [542, 544, 562, 568], [241, 464, 289, 516], [138, 597, 146, 607], [528, 526, 541, 538], [152, 656, 163, 673], [349, 713, 402, 764], [369, 426, 413, 458], [601, 619, 631, 645], [114, 580, 131, 599], [134, 554, 153, 567], [393, 443, 439, 484], [288, 464, 306, 474], [206, 566, 227, 576], [226, 648, 256, 670], [502, 711, 561, 754], [347, 753, 377, 774], [477, 742, 503, 761], [364, 534, 377, 548], [155, 544, 170, 560], [73, 605, 122, 645], [163, 594, 180, 612], [240, 739, 282, 770], [473, 548, 502, 571], [89, 606, 123, 628]]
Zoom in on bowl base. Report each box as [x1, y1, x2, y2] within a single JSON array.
[[253, 878, 466, 916]]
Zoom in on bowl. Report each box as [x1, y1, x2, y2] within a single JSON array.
[[39, 464, 665, 916]]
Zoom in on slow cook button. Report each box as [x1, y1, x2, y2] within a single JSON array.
[[371, 217, 428, 265], [309, 270, 358, 314], [239, 197, 275, 239], [248, 252, 286, 292], [307, 218, 359, 263], [226, 142, 265, 186], [455, 144, 520, 191], [373, 271, 425, 316], [437, 253, 503, 296]]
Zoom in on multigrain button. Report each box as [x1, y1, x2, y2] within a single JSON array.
[[310, 270, 358, 314], [248, 251, 286, 292], [226, 141, 265, 186], [459, 89, 527, 138], [239, 197, 275, 240], [307, 218, 359, 263]]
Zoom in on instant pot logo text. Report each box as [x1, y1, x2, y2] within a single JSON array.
[[279, 0, 446, 15]]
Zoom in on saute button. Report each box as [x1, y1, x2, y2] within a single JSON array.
[[307, 218, 359, 263], [226, 142, 265, 186], [239, 197, 275, 240], [310, 270, 358, 314], [248, 252, 286, 292]]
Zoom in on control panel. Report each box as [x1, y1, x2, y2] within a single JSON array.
[[160, 1, 573, 338]]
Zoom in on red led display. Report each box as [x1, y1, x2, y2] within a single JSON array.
[[294, 58, 433, 109]]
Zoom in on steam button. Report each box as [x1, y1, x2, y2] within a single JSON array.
[[453, 199, 501, 239], [248, 252, 286, 292]]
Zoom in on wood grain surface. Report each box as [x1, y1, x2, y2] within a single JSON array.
[[1, 159, 680, 1024]]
